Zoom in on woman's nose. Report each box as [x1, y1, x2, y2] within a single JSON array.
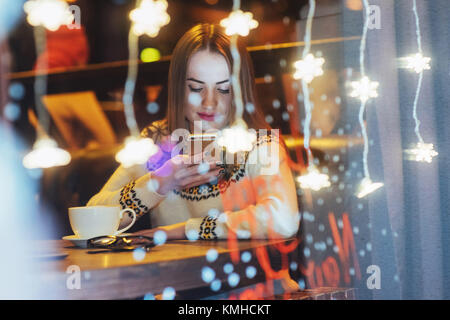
[[202, 88, 217, 110]]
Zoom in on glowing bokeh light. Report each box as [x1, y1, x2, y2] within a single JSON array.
[[245, 266, 257, 279], [290, 261, 298, 271], [349, 76, 379, 102], [188, 92, 202, 107], [208, 208, 220, 218], [296, 166, 331, 191], [206, 249, 218, 263], [404, 142, 438, 163], [293, 53, 325, 83], [186, 229, 199, 241], [153, 230, 167, 245], [298, 279, 306, 290], [220, 9, 258, 36], [223, 263, 234, 274], [161, 287, 175, 300], [356, 177, 384, 199], [216, 121, 256, 154], [132, 247, 146, 261], [210, 279, 221, 292], [3, 103, 21, 122], [143, 293, 155, 300], [228, 273, 240, 287], [129, 0, 170, 37], [241, 251, 251, 263], [146, 102, 160, 114], [201, 267, 215, 283], [402, 53, 431, 73], [8, 82, 25, 100], [24, 0, 74, 31], [197, 162, 211, 175], [140, 47, 161, 62], [115, 136, 159, 168], [23, 138, 71, 169]]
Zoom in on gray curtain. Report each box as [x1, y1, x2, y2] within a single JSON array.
[[345, 0, 450, 299]]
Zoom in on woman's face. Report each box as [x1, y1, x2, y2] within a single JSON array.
[[184, 50, 232, 132]]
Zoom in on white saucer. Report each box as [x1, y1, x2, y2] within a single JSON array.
[[63, 233, 133, 248]]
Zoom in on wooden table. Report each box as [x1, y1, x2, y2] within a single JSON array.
[[34, 238, 293, 300]]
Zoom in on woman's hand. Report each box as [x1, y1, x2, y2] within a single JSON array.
[[134, 222, 187, 240], [150, 154, 221, 195]]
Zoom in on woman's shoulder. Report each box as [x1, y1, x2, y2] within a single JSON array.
[[140, 118, 169, 143], [244, 130, 286, 176], [254, 130, 280, 148]]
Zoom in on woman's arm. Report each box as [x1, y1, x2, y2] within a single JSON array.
[[88, 154, 221, 229], [87, 120, 170, 225], [229, 142, 300, 239], [87, 163, 146, 206], [187, 138, 299, 240], [87, 163, 168, 227], [146, 136, 299, 240]]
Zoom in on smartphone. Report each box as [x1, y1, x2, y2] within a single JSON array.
[[187, 133, 219, 162], [187, 133, 242, 166]]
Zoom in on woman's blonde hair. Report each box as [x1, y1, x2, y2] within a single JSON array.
[[166, 23, 270, 134]]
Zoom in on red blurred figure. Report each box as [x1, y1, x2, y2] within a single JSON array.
[[34, 25, 89, 70]]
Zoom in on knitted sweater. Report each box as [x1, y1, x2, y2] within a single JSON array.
[[87, 119, 300, 240]]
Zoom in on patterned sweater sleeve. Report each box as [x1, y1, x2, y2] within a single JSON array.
[[87, 120, 169, 226], [184, 134, 300, 240]]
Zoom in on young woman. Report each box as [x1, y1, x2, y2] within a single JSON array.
[[87, 23, 299, 240]]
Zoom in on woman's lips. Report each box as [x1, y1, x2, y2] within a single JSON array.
[[197, 112, 216, 121]]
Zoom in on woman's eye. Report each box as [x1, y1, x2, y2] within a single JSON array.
[[189, 85, 202, 93], [218, 88, 230, 94]]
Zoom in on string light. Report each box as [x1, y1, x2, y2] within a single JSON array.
[[24, 0, 74, 31], [297, 166, 331, 191], [350, 0, 383, 198], [22, 25, 72, 169], [216, 0, 258, 154], [23, 138, 71, 169], [115, 0, 164, 167], [404, 142, 438, 163], [217, 119, 256, 154], [293, 53, 325, 84], [400, 53, 431, 74], [349, 76, 379, 102], [356, 177, 384, 199], [402, 0, 437, 163], [129, 0, 170, 37], [293, 0, 330, 191], [115, 136, 159, 168], [220, 9, 258, 37]]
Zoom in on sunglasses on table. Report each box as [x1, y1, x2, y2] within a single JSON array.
[[86, 235, 155, 254]]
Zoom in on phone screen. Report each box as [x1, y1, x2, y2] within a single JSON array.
[[188, 133, 218, 160], [187, 134, 242, 166]]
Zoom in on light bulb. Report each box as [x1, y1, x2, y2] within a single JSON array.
[[220, 9, 258, 37], [116, 136, 159, 168], [24, 0, 74, 31], [293, 53, 325, 84], [23, 138, 71, 169], [356, 177, 383, 199], [129, 0, 170, 37]]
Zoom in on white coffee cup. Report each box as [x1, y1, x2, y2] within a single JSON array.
[[68, 205, 137, 239]]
